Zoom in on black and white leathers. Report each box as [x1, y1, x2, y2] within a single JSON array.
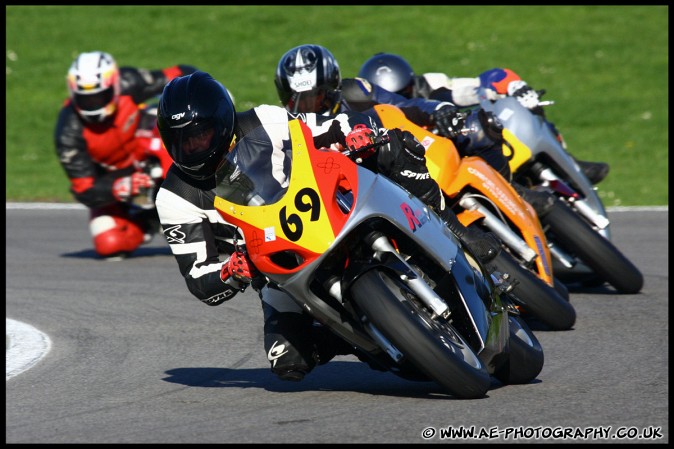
[[155, 104, 372, 305]]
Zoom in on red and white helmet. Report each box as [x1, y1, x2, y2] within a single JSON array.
[[66, 51, 120, 123]]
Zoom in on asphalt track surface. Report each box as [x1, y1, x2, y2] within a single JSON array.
[[5, 205, 669, 444]]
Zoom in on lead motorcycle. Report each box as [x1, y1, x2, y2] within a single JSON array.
[[213, 119, 544, 399], [477, 87, 643, 294]]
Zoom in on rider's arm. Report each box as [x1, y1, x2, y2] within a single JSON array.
[[302, 109, 379, 151], [422, 69, 526, 108], [342, 77, 459, 130], [155, 166, 246, 305], [120, 65, 199, 104], [422, 73, 481, 107], [342, 77, 440, 117]]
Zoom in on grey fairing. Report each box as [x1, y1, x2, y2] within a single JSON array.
[[270, 168, 495, 351], [480, 95, 610, 239]]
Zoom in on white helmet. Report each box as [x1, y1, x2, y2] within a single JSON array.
[[66, 51, 120, 123]]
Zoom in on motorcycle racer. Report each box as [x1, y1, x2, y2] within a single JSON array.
[[54, 50, 198, 260], [357, 52, 610, 185], [155, 70, 437, 383], [274, 44, 502, 265]]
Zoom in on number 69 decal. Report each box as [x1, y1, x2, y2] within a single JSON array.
[[279, 187, 321, 241]]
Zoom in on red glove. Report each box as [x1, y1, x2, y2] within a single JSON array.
[[345, 124, 377, 154], [112, 172, 155, 202], [220, 250, 258, 286]]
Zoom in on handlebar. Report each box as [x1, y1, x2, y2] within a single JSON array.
[[342, 134, 391, 158]]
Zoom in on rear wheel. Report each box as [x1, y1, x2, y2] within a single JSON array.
[[542, 200, 644, 294], [489, 251, 576, 331], [351, 269, 491, 399]]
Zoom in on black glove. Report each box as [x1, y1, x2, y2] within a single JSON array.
[[377, 128, 440, 208], [431, 104, 466, 139], [377, 128, 425, 173]]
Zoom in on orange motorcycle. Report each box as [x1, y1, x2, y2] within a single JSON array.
[[373, 104, 575, 331]]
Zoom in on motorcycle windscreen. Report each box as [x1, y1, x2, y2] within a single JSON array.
[[215, 125, 291, 206]]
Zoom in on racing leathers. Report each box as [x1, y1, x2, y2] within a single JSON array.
[[154, 104, 377, 382], [54, 64, 197, 258]]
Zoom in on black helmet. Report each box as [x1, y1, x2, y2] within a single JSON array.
[[358, 53, 415, 98], [157, 71, 237, 180], [274, 44, 342, 115]]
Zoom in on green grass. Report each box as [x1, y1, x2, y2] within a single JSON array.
[[6, 5, 668, 205]]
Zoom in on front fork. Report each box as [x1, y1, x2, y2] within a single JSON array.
[[325, 231, 451, 320], [535, 166, 610, 231]]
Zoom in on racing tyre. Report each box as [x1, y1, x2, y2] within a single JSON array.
[[542, 199, 644, 294], [494, 315, 544, 385], [351, 269, 491, 399], [489, 251, 576, 331], [553, 276, 570, 301]]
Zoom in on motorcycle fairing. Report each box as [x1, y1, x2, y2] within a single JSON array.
[[482, 95, 610, 239], [446, 156, 554, 283], [373, 103, 555, 286], [214, 120, 360, 274]]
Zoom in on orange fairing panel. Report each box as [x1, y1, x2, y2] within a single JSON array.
[[374, 104, 461, 186], [447, 156, 554, 284]]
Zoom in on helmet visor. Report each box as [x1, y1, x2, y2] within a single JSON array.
[[73, 87, 115, 112], [286, 88, 327, 114], [396, 82, 415, 99], [170, 120, 219, 165]]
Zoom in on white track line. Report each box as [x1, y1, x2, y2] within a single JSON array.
[[6, 319, 52, 380]]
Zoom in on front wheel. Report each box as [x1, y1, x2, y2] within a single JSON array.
[[350, 269, 491, 399], [494, 315, 544, 385], [542, 199, 644, 294], [489, 251, 576, 331]]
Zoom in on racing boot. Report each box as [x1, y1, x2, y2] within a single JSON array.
[[574, 158, 610, 185], [512, 182, 556, 219], [262, 301, 317, 382], [437, 206, 501, 267]]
